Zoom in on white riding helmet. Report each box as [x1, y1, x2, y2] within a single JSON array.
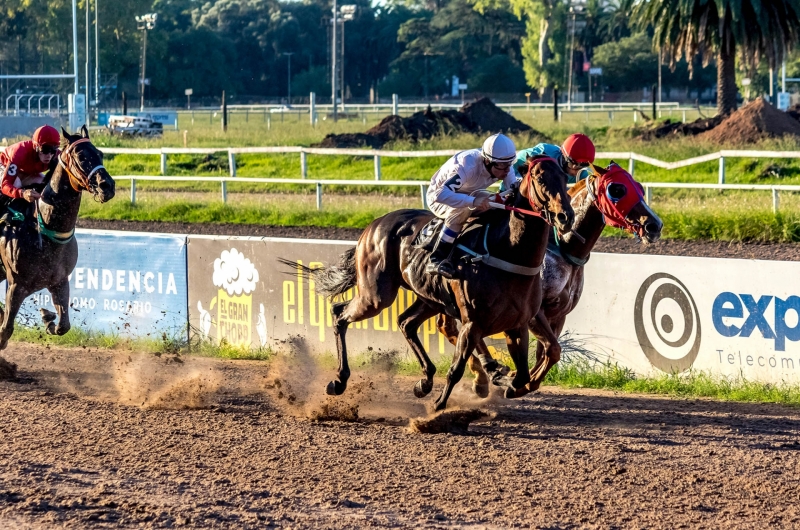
[[481, 133, 516, 164]]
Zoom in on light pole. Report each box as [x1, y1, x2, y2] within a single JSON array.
[[95, 0, 99, 107], [136, 13, 157, 112], [338, 5, 356, 111], [331, 0, 337, 122], [283, 52, 294, 105]]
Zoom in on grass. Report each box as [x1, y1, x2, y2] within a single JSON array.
[[62, 106, 800, 242]]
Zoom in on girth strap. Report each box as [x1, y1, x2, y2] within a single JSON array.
[[456, 244, 542, 276]]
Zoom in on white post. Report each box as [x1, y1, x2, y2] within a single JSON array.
[[420, 184, 428, 209], [773, 188, 780, 213], [301, 151, 308, 178], [130, 178, 136, 204], [221, 181, 227, 203], [374, 155, 381, 180], [645, 185, 652, 204], [392, 94, 399, 116], [228, 151, 236, 177], [682, 110, 686, 123], [628, 156, 635, 177], [309, 92, 316, 125], [718, 156, 725, 185], [316, 183, 323, 210], [160, 152, 167, 175]]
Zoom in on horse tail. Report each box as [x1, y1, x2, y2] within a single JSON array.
[[277, 246, 357, 299]]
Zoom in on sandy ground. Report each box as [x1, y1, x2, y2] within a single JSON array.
[[1, 342, 799, 529]]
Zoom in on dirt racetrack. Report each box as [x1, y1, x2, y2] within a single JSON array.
[[2, 343, 800, 528]]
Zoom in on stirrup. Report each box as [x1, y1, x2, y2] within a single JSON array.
[[427, 258, 456, 279]]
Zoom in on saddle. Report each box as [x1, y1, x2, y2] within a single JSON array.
[[414, 209, 543, 278]]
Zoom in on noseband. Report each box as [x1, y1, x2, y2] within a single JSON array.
[[58, 138, 105, 196]]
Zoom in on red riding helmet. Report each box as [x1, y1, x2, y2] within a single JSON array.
[[561, 133, 595, 165], [33, 125, 60, 149]]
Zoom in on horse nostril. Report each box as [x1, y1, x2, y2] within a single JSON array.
[[556, 212, 570, 225], [645, 222, 660, 234]]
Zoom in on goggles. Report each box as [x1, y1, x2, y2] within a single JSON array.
[[565, 156, 590, 169]]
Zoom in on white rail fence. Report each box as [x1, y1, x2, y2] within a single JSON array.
[[103, 147, 800, 212]]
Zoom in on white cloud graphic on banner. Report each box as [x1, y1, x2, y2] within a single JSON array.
[[213, 248, 259, 296]]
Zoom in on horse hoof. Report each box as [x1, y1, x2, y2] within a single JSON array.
[[56, 325, 70, 336], [473, 382, 489, 399], [504, 387, 518, 399], [433, 400, 447, 412], [325, 380, 346, 396], [45, 323, 57, 336], [414, 379, 433, 398]]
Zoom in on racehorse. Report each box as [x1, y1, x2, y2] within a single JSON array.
[[0, 126, 115, 353], [301, 157, 574, 411], [438, 163, 663, 397]]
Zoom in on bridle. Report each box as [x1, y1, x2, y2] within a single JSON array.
[[57, 138, 105, 197], [519, 156, 561, 226], [585, 168, 647, 238]]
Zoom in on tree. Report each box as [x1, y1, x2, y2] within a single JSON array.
[[633, 0, 800, 115]]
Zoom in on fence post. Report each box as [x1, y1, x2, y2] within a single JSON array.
[[316, 183, 323, 210], [645, 184, 652, 204], [228, 151, 237, 177], [301, 151, 308, 178], [221, 181, 227, 203], [773, 188, 780, 213], [309, 92, 316, 126], [160, 152, 167, 176], [420, 184, 428, 209], [392, 94, 399, 116], [682, 110, 687, 123], [374, 155, 381, 180], [628, 155, 635, 177], [130, 178, 136, 204], [718, 156, 725, 184]]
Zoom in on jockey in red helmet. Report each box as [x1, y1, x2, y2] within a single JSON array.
[[513, 133, 596, 184], [0, 125, 61, 225]]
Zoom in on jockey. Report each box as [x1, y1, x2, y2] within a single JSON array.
[[0, 125, 60, 224], [425, 133, 518, 278], [514, 133, 595, 184]]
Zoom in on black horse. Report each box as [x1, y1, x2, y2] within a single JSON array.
[[0, 126, 115, 355]]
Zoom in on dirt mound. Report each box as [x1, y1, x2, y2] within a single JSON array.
[[314, 97, 543, 149], [409, 408, 489, 434], [701, 98, 800, 144], [0, 356, 17, 380], [638, 115, 724, 140]]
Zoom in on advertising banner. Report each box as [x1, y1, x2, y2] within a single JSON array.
[[187, 236, 457, 358], [11, 230, 188, 338], [567, 253, 800, 384]]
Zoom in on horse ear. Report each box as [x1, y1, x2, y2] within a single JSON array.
[[81, 124, 89, 139], [61, 127, 72, 143]]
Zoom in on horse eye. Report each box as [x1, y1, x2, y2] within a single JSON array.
[[607, 183, 627, 201]]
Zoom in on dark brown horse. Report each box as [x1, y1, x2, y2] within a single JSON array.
[[439, 163, 663, 397], [0, 126, 115, 354], [304, 158, 574, 410]]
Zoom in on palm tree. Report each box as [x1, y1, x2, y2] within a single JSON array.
[[633, 0, 800, 115]]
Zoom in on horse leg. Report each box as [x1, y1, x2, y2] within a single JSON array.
[[504, 326, 532, 398], [436, 315, 498, 399], [0, 282, 31, 350], [398, 299, 440, 398], [327, 292, 394, 396], [524, 312, 563, 394], [433, 322, 481, 411], [46, 278, 71, 335]]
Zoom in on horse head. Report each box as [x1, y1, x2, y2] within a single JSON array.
[[588, 163, 662, 244], [520, 155, 574, 234], [59, 125, 115, 203]]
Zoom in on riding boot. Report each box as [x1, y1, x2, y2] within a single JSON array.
[[426, 237, 456, 279]]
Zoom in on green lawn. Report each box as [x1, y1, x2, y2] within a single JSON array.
[[70, 108, 800, 242]]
